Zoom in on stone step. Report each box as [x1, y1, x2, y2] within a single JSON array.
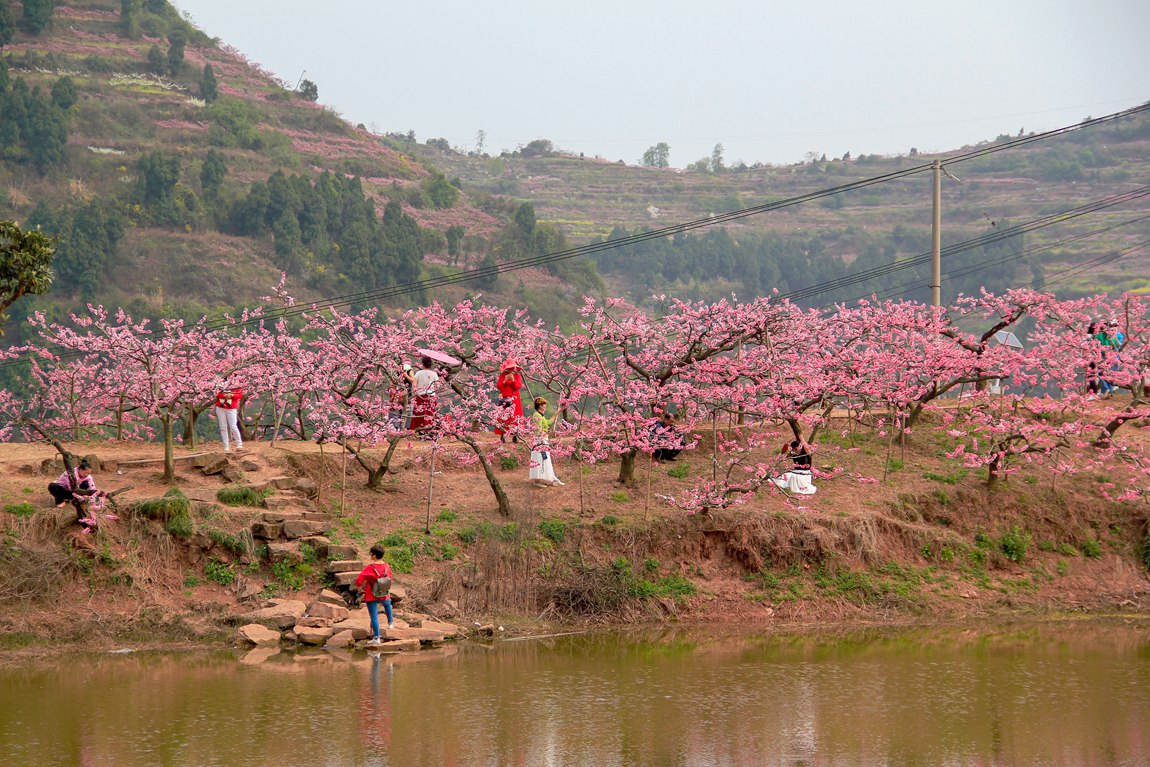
[[332, 571, 359, 587], [309, 541, 357, 560], [282, 519, 329, 540], [251, 521, 282, 540], [326, 559, 363, 574], [261, 510, 305, 523], [266, 542, 302, 564]]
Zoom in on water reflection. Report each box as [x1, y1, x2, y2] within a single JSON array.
[[0, 621, 1147, 767]]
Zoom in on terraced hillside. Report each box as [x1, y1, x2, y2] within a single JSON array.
[[1, 0, 1148, 330]]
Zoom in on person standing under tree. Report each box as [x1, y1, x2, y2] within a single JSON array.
[[215, 377, 244, 452], [529, 397, 564, 487], [355, 546, 395, 645], [405, 356, 440, 438], [495, 358, 525, 443]]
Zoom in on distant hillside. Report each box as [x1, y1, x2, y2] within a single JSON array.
[[418, 109, 1150, 305], [0, 0, 547, 338], [2, 0, 1148, 337]]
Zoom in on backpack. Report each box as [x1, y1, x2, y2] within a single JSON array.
[[370, 565, 391, 599]]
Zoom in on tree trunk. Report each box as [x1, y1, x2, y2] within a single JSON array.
[[357, 436, 402, 490], [162, 416, 175, 483], [183, 403, 197, 448], [458, 434, 513, 517], [618, 447, 638, 486], [987, 453, 1001, 489]]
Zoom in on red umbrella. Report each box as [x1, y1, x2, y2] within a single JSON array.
[[416, 348, 462, 366]]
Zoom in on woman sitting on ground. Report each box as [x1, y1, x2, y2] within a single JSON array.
[[48, 460, 116, 530], [770, 439, 817, 496], [650, 411, 685, 463], [529, 397, 564, 488]]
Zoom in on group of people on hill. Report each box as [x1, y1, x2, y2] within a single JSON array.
[[49, 356, 818, 528]]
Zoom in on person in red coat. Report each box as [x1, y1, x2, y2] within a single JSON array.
[[214, 377, 244, 452], [494, 358, 525, 443], [355, 546, 395, 644]]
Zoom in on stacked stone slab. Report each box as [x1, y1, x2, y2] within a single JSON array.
[[249, 481, 343, 566]]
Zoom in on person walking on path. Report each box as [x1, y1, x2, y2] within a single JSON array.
[[48, 460, 116, 531], [529, 397, 564, 487], [495, 358, 525, 443], [214, 377, 244, 452], [404, 356, 440, 437], [355, 546, 395, 644]]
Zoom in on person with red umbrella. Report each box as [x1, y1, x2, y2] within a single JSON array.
[[404, 355, 440, 437], [494, 358, 525, 443]]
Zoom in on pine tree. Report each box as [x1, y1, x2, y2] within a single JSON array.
[[200, 63, 218, 103]]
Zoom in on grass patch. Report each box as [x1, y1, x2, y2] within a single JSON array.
[[999, 527, 1030, 563], [666, 464, 689, 479], [922, 468, 968, 485], [1080, 539, 1102, 559], [436, 509, 458, 523], [609, 491, 630, 503], [3, 502, 37, 517], [204, 558, 236, 587], [272, 560, 313, 590], [539, 519, 566, 544], [1136, 533, 1150, 571], [216, 487, 271, 507], [499, 454, 520, 471], [598, 515, 621, 526], [133, 488, 193, 538]]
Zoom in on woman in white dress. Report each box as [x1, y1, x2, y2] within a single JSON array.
[[529, 397, 564, 487], [771, 439, 817, 495]]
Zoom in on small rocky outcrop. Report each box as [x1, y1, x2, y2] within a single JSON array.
[[237, 624, 281, 646]]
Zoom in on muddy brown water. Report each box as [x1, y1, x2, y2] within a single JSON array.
[[1, 620, 1147, 767]]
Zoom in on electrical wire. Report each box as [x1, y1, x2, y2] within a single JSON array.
[[4, 102, 1149, 369]]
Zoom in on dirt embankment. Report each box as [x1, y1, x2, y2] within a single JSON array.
[[1, 430, 1149, 649]]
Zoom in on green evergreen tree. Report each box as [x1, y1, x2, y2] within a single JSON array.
[[166, 28, 186, 76], [22, 0, 54, 35], [0, 0, 15, 48], [445, 225, 465, 264], [50, 75, 76, 110], [146, 44, 165, 74], [199, 148, 226, 199], [24, 96, 68, 173], [200, 63, 218, 103], [0, 218, 56, 333], [422, 173, 459, 209], [271, 209, 303, 273], [119, 0, 140, 38], [135, 151, 180, 222]]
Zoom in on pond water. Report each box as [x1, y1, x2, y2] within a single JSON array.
[[1, 621, 1148, 767]]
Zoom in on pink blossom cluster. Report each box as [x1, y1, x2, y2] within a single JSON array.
[[155, 119, 209, 132], [2, 288, 1148, 513]]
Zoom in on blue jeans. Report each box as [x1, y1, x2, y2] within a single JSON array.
[[367, 599, 393, 638]]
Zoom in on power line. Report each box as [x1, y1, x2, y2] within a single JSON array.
[[837, 212, 1150, 305], [199, 100, 1150, 325], [5, 102, 1149, 370]]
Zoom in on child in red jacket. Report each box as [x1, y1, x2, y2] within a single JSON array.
[[355, 546, 395, 644]]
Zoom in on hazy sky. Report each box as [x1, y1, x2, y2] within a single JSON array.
[[172, 0, 1149, 168]]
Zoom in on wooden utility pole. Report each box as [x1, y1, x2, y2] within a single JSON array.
[[931, 159, 942, 307]]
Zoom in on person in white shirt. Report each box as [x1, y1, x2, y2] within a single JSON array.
[[405, 356, 440, 437]]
